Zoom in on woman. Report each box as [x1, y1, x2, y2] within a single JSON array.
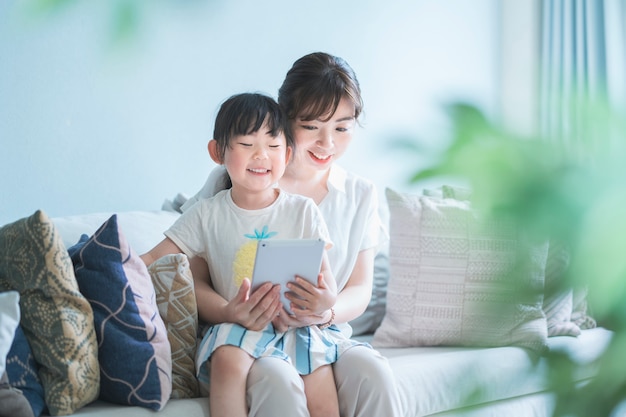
[[183, 52, 401, 417]]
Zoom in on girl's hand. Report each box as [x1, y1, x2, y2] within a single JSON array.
[[284, 273, 336, 317], [224, 278, 282, 331], [272, 307, 329, 332]]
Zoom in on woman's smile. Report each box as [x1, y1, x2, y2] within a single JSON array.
[[308, 151, 333, 163]]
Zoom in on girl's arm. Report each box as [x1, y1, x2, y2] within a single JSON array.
[[143, 241, 282, 331], [189, 256, 283, 331], [140, 237, 182, 266]]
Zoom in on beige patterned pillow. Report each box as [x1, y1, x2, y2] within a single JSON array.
[[571, 287, 597, 330], [441, 185, 592, 337], [542, 240, 582, 336], [0, 210, 99, 415], [372, 189, 549, 351], [148, 254, 199, 398]]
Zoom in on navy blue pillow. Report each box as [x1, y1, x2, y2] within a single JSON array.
[[68, 214, 172, 410], [6, 326, 46, 417]]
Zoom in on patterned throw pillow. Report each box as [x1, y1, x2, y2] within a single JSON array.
[[542, 240, 582, 336], [0, 210, 100, 416], [571, 287, 597, 330], [441, 185, 596, 337], [6, 326, 46, 416], [372, 189, 549, 351], [68, 214, 172, 410], [148, 254, 199, 398]]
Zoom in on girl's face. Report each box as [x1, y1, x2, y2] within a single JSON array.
[[289, 97, 356, 172], [211, 121, 291, 196]]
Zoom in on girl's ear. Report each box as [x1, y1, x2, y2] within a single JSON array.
[[285, 145, 293, 164], [208, 140, 222, 164]]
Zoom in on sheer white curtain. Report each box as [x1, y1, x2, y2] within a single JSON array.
[[540, 0, 626, 157]]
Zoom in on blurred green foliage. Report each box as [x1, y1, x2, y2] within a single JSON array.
[[18, 0, 142, 45], [17, 0, 208, 47], [408, 101, 626, 416]]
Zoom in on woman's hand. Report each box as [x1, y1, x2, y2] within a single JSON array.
[[272, 273, 336, 332], [285, 273, 336, 316], [223, 278, 283, 331]]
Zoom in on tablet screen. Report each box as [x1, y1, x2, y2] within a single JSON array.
[[251, 239, 324, 314]]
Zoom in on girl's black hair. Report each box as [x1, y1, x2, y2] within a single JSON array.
[[212, 92, 292, 161]]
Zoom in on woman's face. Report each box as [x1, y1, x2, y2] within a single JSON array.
[[289, 97, 356, 172]]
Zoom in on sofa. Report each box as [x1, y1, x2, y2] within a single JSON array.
[[0, 187, 616, 417]]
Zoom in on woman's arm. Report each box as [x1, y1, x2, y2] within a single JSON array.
[[284, 252, 337, 316], [332, 247, 375, 324]]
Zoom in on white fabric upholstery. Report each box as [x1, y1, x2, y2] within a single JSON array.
[[0, 291, 20, 376], [67, 398, 209, 416], [52, 210, 179, 255], [64, 328, 612, 417], [377, 327, 612, 416]]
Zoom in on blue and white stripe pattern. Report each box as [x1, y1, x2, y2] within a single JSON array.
[[196, 323, 365, 394]]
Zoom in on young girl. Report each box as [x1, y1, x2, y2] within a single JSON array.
[[182, 53, 402, 417], [141, 92, 361, 417]]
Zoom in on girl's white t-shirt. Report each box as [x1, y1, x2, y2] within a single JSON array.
[[167, 188, 330, 300], [182, 165, 386, 292]]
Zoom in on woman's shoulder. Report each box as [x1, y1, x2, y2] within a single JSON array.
[[278, 188, 318, 207], [329, 165, 378, 199], [181, 165, 229, 212]]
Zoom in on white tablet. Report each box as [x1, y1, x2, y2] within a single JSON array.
[[251, 239, 325, 314]]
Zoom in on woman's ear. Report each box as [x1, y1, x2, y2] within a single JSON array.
[[208, 140, 222, 164]]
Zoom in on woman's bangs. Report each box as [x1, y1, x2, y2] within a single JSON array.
[[297, 93, 341, 122]]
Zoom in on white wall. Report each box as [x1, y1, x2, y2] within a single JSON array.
[[0, 0, 498, 225]]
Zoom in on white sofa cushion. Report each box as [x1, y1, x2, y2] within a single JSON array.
[[376, 327, 612, 416], [53, 210, 180, 255], [0, 291, 20, 376]]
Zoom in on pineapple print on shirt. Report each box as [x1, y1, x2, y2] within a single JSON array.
[[233, 226, 277, 287]]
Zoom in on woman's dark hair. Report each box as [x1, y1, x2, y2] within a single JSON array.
[[278, 52, 363, 125], [212, 92, 292, 161]]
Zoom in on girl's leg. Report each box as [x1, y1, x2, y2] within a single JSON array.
[[209, 345, 254, 417], [301, 364, 340, 417]]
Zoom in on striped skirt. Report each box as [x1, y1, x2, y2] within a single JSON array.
[[195, 322, 366, 395]]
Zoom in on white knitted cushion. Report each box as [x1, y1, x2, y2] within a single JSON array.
[[373, 188, 549, 351]]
